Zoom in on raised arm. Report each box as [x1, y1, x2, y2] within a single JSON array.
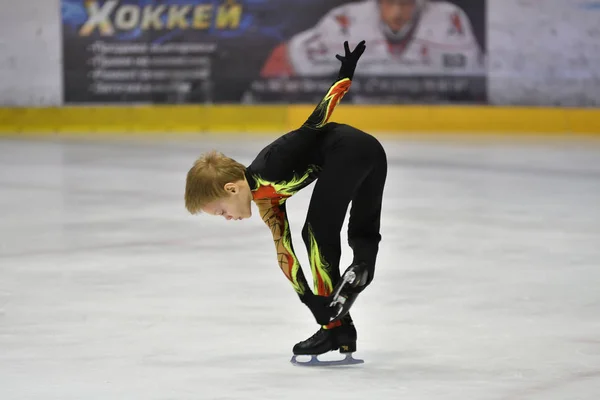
[[302, 40, 366, 130], [254, 41, 367, 174]]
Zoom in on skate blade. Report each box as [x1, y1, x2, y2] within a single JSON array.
[[290, 353, 364, 367]]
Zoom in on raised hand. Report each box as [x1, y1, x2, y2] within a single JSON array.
[[335, 40, 366, 80]]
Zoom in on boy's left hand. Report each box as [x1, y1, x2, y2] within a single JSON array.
[[336, 40, 366, 80], [336, 40, 366, 64]]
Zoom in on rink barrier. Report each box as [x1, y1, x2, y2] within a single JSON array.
[[0, 105, 599, 135]]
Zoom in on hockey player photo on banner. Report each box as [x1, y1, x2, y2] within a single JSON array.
[[248, 0, 487, 104]]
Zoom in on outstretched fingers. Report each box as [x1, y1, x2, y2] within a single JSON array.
[[352, 40, 366, 57]]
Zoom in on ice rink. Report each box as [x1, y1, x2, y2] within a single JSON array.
[[1, 133, 600, 400]]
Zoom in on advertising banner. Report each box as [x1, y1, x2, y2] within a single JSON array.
[[61, 0, 487, 104]]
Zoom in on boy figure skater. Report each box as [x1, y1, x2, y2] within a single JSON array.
[[185, 40, 387, 364]]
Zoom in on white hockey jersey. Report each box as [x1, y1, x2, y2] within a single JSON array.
[[261, 0, 485, 77]]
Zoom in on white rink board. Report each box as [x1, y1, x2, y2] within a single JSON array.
[[1, 134, 600, 399]]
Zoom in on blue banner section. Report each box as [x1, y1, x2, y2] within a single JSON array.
[[61, 0, 487, 104]]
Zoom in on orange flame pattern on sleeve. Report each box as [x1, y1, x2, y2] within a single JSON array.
[[310, 78, 352, 129]]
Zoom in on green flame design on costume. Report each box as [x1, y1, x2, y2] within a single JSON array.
[[252, 165, 320, 198], [281, 217, 306, 295], [307, 223, 333, 295], [252, 165, 323, 296]]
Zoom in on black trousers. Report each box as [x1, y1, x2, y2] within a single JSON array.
[[300, 125, 387, 301]]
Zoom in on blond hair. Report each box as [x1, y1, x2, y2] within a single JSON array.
[[185, 150, 247, 214]]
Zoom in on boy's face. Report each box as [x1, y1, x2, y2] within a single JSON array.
[[202, 181, 252, 221]]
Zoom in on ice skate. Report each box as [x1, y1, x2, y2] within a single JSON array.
[[290, 316, 364, 366]]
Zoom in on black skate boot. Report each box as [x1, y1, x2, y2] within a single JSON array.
[[290, 316, 363, 366], [292, 327, 335, 356]]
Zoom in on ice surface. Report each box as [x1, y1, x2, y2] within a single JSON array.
[[1, 134, 600, 400]]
